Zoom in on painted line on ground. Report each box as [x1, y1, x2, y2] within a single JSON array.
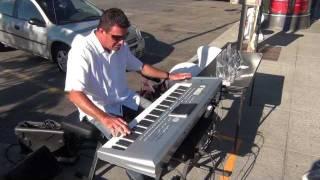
[[218, 134, 242, 180]]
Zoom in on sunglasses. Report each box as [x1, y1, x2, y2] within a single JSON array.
[[110, 33, 129, 42]]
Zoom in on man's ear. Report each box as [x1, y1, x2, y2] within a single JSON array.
[[96, 27, 103, 33]]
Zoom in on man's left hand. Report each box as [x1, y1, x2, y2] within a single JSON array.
[[169, 73, 192, 81]]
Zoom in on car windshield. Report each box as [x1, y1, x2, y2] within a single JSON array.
[[36, 0, 102, 25]]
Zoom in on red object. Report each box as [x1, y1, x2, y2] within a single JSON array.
[[270, 0, 289, 14], [270, 0, 309, 15], [293, 0, 309, 14]]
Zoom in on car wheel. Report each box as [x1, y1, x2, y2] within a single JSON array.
[[0, 42, 6, 50], [53, 44, 70, 73]]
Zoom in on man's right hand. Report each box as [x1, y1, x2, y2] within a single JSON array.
[[67, 91, 131, 137], [101, 116, 131, 137]]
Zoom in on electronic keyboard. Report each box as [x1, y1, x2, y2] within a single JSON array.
[[97, 77, 222, 178]]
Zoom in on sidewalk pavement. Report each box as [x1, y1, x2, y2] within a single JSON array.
[[199, 19, 320, 180], [230, 19, 320, 180], [3, 19, 320, 180]]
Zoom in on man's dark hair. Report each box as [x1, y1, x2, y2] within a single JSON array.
[[98, 8, 131, 32]]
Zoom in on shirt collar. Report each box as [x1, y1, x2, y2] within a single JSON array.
[[90, 29, 107, 54], [90, 29, 126, 56]]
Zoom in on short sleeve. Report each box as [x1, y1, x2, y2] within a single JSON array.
[[125, 45, 143, 71], [64, 45, 90, 92]]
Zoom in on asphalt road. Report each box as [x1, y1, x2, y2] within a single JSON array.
[[0, 0, 240, 145]]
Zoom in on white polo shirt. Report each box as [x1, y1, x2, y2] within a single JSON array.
[[65, 30, 143, 120]]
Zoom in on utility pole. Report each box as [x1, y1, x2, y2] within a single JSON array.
[[236, 0, 262, 52], [237, 0, 247, 51]]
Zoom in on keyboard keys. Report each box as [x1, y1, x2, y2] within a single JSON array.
[[165, 97, 176, 101], [139, 120, 153, 127], [116, 139, 132, 147], [149, 109, 163, 116], [123, 132, 140, 141], [145, 115, 157, 121], [160, 100, 174, 106], [156, 105, 168, 111], [132, 126, 146, 133], [178, 86, 188, 91], [174, 89, 185, 94], [111, 146, 126, 151], [170, 92, 182, 98]]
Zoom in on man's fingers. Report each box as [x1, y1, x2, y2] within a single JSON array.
[[117, 118, 128, 125], [111, 126, 125, 137], [181, 73, 192, 79], [106, 117, 130, 137], [170, 73, 192, 80], [114, 118, 131, 135], [185, 73, 192, 78], [110, 128, 117, 137]]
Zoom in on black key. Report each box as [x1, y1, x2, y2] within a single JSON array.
[[116, 139, 132, 147], [145, 115, 157, 121], [166, 97, 176, 101], [123, 132, 140, 141], [160, 100, 174, 106], [156, 105, 168, 111], [132, 126, 146, 133], [178, 86, 188, 91], [150, 109, 163, 116], [112, 146, 125, 151], [170, 92, 182, 98], [174, 89, 185, 94], [139, 120, 153, 127]]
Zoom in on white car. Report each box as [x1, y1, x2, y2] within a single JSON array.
[[0, 0, 145, 72]]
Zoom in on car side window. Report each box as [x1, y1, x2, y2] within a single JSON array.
[[0, 0, 16, 16], [16, 0, 44, 22]]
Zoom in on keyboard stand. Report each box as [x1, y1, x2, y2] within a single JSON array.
[[166, 112, 232, 180]]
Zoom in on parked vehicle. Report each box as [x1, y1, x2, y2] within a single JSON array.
[[0, 0, 145, 72]]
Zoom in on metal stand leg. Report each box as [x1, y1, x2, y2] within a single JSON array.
[[181, 153, 200, 180], [88, 141, 102, 180], [234, 88, 246, 152], [155, 168, 163, 180], [249, 76, 256, 106]]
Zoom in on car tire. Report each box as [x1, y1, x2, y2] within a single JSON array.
[[0, 42, 7, 51], [0, 42, 15, 51], [53, 44, 70, 73]]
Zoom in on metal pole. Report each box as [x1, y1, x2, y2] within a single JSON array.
[[237, 0, 248, 51]]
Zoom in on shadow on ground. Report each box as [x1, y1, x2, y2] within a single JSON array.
[[259, 31, 303, 47], [140, 32, 174, 65], [213, 72, 284, 178], [0, 54, 66, 144]]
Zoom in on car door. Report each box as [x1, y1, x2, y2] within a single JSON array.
[[0, 0, 17, 47], [11, 0, 48, 57]]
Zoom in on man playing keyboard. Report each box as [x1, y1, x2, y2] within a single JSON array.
[[65, 8, 191, 180]]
